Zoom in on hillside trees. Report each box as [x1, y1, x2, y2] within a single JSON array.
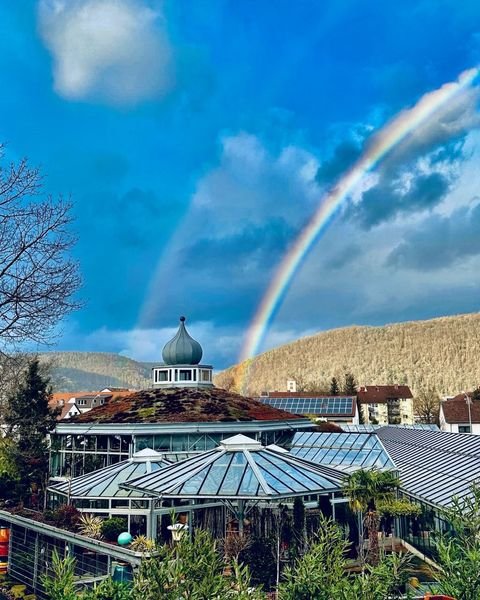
[[343, 372, 357, 395], [0, 149, 80, 352], [215, 314, 480, 396], [329, 377, 339, 395]]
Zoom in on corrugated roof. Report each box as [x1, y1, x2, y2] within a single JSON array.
[[376, 426, 480, 507], [290, 431, 395, 472]]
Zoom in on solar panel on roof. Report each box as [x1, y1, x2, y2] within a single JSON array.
[[258, 396, 354, 416]]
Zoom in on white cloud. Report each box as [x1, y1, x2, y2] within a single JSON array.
[[78, 321, 240, 366], [38, 0, 173, 105]]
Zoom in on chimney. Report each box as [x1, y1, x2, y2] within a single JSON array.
[[287, 379, 297, 393]]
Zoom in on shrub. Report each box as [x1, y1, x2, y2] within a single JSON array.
[[53, 504, 81, 531], [130, 535, 156, 553], [101, 517, 127, 542], [78, 514, 104, 540]]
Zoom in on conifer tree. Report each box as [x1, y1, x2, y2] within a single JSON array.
[[343, 372, 357, 395], [329, 377, 339, 396], [5, 358, 59, 502]]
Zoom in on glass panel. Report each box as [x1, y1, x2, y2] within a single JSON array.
[[109, 435, 121, 451], [238, 467, 260, 495], [218, 454, 247, 495], [96, 436, 108, 451], [135, 436, 154, 451], [180, 466, 212, 494], [199, 457, 234, 495], [154, 435, 171, 451]]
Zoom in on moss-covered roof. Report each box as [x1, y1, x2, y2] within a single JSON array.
[[69, 387, 303, 424]]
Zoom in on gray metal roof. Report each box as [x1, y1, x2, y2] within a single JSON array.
[[49, 448, 171, 499], [122, 434, 344, 500], [376, 426, 480, 507], [290, 431, 396, 472], [341, 424, 440, 432]]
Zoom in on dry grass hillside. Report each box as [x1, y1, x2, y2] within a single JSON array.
[[215, 313, 480, 397]]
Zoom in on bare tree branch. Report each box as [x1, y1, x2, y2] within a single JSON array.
[[0, 147, 81, 352]]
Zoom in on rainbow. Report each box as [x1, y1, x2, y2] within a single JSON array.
[[238, 66, 479, 386]]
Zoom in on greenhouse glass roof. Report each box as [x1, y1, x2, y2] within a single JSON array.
[[290, 432, 395, 472], [122, 434, 344, 500], [376, 426, 480, 507], [49, 448, 171, 499]]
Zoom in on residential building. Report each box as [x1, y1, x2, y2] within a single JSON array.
[[49, 388, 129, 420], [357, 385, 414, 425], [439, 392, 480, 434]]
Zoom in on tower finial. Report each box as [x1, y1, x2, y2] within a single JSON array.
[[162, 315, 203, 365]]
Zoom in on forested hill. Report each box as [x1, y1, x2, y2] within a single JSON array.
[[214, 313, 480, 397], [37, 352, 154, 392]]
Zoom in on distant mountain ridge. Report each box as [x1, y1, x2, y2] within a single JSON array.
[[37, 352, 154, 392], [214, 313, 480, 397]]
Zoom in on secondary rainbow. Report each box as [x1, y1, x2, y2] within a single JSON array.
[[239, 67, 479, 378]]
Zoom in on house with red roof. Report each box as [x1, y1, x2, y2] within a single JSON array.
[[440, 392, 480, 434], [357, 385, 414, 425]]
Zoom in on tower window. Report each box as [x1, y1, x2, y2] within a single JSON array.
[[179, 369, 192, 381]]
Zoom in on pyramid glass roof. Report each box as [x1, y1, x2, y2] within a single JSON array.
[[122, 434, 344, 500], [50, 448, 171, 499]]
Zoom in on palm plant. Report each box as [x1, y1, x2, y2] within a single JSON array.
[[78, 513, 104, 540], [343, 469, 400, 565]]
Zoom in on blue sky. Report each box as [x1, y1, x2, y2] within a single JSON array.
[[1, 0, 480, 368]]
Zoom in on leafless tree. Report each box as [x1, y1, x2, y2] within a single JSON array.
[[414, 387, 440, 424], [0, 148, 81, 353]]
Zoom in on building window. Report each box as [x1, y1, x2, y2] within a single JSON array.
[[179, 369, 192, 381], [458, 425, 471, 433], [201, 370, 211, 382], [157, 370, 168, 382], [77, 399, 87, 406]]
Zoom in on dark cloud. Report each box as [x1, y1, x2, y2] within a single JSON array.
[[351, 171, 450, 229], [325, 243, 362, 270], [386, 201, 480, 270], [316, 140, 362, 185]]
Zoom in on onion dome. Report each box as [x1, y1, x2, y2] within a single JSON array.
[[162, 316, 203, 365]]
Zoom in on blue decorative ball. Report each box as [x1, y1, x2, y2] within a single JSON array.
[[117, 532, 133, 546]]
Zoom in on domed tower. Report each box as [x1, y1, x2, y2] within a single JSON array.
[[152, 317, 213, 388]]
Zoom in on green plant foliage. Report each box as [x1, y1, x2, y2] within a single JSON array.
[[82, 579, 131, 600], [129, 535, 156, 553], [343, 469, 400, 565], [41, 549, 77, 600], [101, 517, 127, 542], [132, 529, 265, 600], [4, 358, 59, 502], [377, 498, 421, 517], [278, 517, 412, 600], [434, 484, 480, 600], [78, 513, 104, 539]]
